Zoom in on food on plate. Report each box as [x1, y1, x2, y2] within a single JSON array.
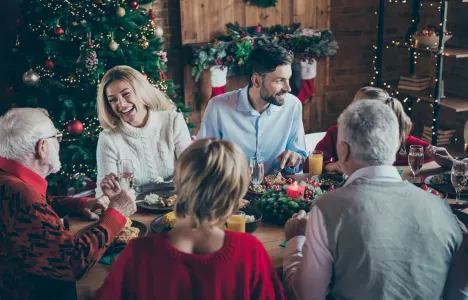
[[430, 174, 450, 185], [143, 193, 177, 207], [161, 211, 178, 229], [265, 173, 285, 185], [114, 218, 140, 244], [248, 185, 266, 193], [239, 199, 250, 209], [244, 215, 255, 223], [317, 178, 341, 186]]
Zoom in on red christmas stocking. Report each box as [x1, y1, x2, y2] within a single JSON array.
[[297, 59, 317, 103], [210, 66, 228, 98]]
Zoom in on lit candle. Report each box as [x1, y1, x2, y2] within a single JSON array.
[[286, 181, 305, 199]]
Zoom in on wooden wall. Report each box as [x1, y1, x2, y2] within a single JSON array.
[[180, 0, 331, 134]]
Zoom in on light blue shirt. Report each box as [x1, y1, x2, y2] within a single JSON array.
[[197, 85, 307, 174]]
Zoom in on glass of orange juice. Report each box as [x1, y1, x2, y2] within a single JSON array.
[[226, 211, 246, 232], [308, 150, 323, 176]]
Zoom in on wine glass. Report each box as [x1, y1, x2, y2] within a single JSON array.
[[451, 159, 468, 204], [408, 145, 424, 182], [249, 156, 265, 190], [118, 159, 134, 190]]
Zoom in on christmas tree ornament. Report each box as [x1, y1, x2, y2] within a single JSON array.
[[129, 1, 139, 9], [142, 72, 148, 79], [108, 40, 119, 51], [296, 59, 317, 103], [94, 0, 103, 4], [66, 120, 84, 136], [154, 26, 164, 38], [22, 69, 40, 86], [210, 65, 228, 99], [44, 59, 55, 69], [254, 24, 262, 33], [148, 9, 156, 20], [54, 26, 64, 36], [117, 7, 126, 17], [139, 36, 149, 49], [85, 51, 98, 71]]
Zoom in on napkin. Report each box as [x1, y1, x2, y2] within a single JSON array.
[[99, 253, 120, 265], [280, 240, 287, 248], [398, 170, 404, 175]]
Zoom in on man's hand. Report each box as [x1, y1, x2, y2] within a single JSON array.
[[109, 190, 137, 217], [284, 210, 308, 241], [82, 196, 110, 220], [277, 150, 302, 169], [100, 173, 121, 198], [324, 162, 342, 174]]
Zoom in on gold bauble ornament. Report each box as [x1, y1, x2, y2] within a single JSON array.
[[23, 69, 40, 86], [116, 7, 125, 17], [109, 40, 119, 51], [139, 37, 149, 49]]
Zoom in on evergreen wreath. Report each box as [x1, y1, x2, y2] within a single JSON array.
[[246, 0, 277, 8]]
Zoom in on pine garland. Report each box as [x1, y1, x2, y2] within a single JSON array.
[[246, 0, 277, 8]]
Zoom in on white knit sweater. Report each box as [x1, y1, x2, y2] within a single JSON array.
[[95, 110, 192, 196]]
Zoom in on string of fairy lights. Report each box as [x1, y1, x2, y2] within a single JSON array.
[[372, 0, 457, 144]]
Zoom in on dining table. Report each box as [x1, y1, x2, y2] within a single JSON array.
[[72, 161, 467, 299]]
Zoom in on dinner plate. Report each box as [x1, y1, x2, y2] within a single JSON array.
[[75, 219, 148, 255], [424, 174, 468, 199], [136, 187, 176, 213], [150, 215, 169, 233]]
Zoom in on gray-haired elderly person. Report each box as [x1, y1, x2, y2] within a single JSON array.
[[282, 100, 462, 300], [0, 108, 136, 300]]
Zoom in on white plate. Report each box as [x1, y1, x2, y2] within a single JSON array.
[[424, 173, 450, 186]]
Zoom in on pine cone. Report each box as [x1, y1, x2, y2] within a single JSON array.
[[85, 51, 98, 72]]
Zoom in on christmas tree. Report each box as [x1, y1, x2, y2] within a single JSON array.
[[9, 0, 192, 193]]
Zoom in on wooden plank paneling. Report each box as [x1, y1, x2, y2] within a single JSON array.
[[180, 0, 332, 133]]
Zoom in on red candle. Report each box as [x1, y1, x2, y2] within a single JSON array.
[[286, 182, 305, 199]]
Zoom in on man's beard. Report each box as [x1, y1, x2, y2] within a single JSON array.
[[47, 149, 62, 174], [260, 84, 286, 106]]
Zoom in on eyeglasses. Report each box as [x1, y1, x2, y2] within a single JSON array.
[[44, 132, 63, 143]]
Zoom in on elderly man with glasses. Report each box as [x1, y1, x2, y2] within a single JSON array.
[[0, 108, 137, 300]]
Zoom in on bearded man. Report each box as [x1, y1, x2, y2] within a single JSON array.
[[197, 44, 307, 175]]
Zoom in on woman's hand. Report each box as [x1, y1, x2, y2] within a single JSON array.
[[426, 145, 454, 170], [324, 162, 343, 174], [100, 173, 121, 199]]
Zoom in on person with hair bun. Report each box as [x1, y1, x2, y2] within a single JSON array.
[[304, 86, 453, 174], [94, 139, 285, 300]]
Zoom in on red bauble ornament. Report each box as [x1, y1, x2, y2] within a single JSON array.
[[142, 72, 148, 79], [44, 59, 54, 69], [148, 8, 156, 20], [54, 27, 64, 36], [66, 120, 84, 136], [129, 1, 139, 9], [254, 24, 262, 33]]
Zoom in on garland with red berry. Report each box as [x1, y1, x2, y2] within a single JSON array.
[[257, 178, 330, 225]]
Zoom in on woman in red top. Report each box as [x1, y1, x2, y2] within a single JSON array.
[[93, 139, 285, 300], [304, 87, 453, 173]]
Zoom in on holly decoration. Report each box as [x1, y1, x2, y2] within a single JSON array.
[[54, 26, 64, 36], [257, 180, 325, 225], [44, 59, 54, 69], [66, 120, 84, 136]]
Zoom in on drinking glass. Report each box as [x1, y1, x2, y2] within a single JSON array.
[[118, 159, 134, 190], [451, 159, 468, 204], [226, 211, 246, 232], [408, 145, 424, 182], [250, 156, 264, 188], [308, 150, 323, 176]]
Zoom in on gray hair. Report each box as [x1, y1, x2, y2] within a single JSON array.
[[337, 100, 399, 164], [0, 108, 55, 162]]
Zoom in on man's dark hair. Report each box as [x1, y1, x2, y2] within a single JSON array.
[[246, 44, 294, 78]]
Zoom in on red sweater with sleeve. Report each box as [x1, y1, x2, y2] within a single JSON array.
[[93, 230, 286, 300], [0, 157, 127, 300], [303, 125, 432, 173]]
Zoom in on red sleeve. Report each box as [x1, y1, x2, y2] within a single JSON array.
[[251, 238, 286, 300], [304, 126, 338, 173], [406, 136, 433, 163], [47, 196, 90, 217], [93, 240, 133, 300], [1, 181, 125, 281]]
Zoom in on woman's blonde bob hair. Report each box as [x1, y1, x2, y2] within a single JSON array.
[[97, 65, 174, 129], [357, 86, 413, 148], [174, 138, 250, 229]]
